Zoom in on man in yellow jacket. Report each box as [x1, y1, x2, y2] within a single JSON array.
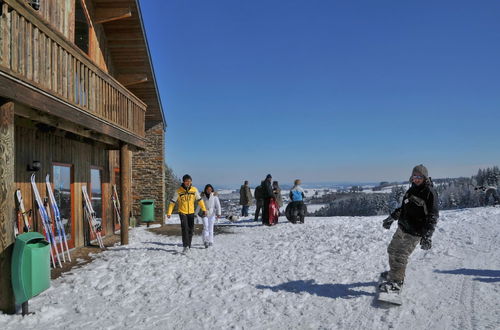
[[167, 174, 207, 253]]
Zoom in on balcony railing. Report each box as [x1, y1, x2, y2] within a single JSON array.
[[0, 0, 146, 138]]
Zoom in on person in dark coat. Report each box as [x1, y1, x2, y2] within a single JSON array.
[[381, 164, 439, 293], [254, 184, 264, 222], [260, 174, 275, 225], [239, 180, 253, 217]]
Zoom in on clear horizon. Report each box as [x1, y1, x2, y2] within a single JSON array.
[[140, 0, 500, 186]]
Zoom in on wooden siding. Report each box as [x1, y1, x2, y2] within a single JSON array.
[[31, 0, 75, 42], [95, 0, 164, 126], [15, 118, 115, 248], [0, 0, 146, 141]]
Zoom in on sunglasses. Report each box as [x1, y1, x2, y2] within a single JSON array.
[[412, 175, 424, 180]]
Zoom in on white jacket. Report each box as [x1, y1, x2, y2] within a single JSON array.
[[195, 193, 221, 218]]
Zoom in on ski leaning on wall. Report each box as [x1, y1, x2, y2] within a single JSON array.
[[81, 185, 105, 249], [111, 184, 121, 226], [15, 189, 31, 233], [30, 173, 62, 268], [46, 174, 72, 262]]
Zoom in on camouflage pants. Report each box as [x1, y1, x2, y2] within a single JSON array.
[[387, 227, 421, 282]]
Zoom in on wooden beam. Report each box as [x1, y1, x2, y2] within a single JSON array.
[[116, 74, 148, 87], [95, 7, 132, 24], [0, 72, 145, 148], [0, 101, 15, 314], [120, 143, 131, 245], [15, 104, 120, 148]]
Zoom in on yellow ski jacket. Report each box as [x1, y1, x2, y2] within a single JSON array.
[[167, 185, 207, 215]]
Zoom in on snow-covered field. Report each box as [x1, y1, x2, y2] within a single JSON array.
[[1, 207, 499, 330]]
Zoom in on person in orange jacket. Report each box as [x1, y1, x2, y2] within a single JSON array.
[[167, 174, 207, 254]]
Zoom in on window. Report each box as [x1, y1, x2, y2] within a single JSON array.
[[27, 0, 40, 11], [90, 167, 103, 232], [75, 0, 89, 54], [53, 164, 73, 245]]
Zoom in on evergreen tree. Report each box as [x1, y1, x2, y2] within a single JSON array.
[[164, 164, 180, 206]]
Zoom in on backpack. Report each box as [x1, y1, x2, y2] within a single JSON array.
[[254, 185, 263, 199]]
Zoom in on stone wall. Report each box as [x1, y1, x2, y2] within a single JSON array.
[[132, 122, 165, 222]]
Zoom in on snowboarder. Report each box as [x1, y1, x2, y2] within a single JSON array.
[[254, 184, 264, 222], [261, 174, 276, 226], [167, 174, 207, 254], [239, 180, 253, 217], [286, 179, 307, 224], [380, 164, 439, 295], [195, 184, 221, 248]]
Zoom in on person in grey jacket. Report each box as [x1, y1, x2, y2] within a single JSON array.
[[272, 181, 283, 209], [239, 180, 253, 217], [381, 164, 439, 293]]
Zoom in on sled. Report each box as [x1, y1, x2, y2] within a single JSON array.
[[285, 201, 307, 223], [268, 198, 279, 225]]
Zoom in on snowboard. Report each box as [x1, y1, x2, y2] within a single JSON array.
[[268, 198, 279, 225], [376, 272, 403, 305]]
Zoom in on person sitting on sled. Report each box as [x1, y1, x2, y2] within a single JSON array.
[[381, 164, 439, 293], [287, 179, 306, 223]]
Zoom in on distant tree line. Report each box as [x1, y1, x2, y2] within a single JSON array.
[[164, 163, 180, 206], [312, 166, 500, 217]]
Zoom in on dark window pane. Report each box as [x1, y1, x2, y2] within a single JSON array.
[[75, 0, 89, 53], [53, 165, 72, 241], [91, 168, 102, 228]]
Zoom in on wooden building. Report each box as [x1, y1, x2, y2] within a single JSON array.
[[0, 0, 166, 313]]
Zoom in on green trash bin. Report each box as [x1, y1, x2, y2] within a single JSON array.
[[11, 232, 51, 305], [140, 199, 155, 224]]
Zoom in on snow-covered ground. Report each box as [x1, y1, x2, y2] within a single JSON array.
[[1, 207, 499, 330]]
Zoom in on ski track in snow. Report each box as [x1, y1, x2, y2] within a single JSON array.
[[1, 207, 499, 329]]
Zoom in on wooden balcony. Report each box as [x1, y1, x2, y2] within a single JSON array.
[[0, 0, 146, 146]]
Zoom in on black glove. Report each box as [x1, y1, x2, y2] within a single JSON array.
[[390, 208, 401, 220], [420, 236, 432, 250], [382, 216, 394, 229]]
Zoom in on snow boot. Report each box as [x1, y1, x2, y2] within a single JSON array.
[[379, 280, 403, 293]]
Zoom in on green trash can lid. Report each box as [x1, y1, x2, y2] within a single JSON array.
[[15, 232, 46, 245], [140, 199, 155, 204]]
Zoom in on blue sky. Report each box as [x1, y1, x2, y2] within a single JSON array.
[[139, 0, 500, 187]]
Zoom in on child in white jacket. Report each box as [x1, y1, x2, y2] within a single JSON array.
[[196, 184, 222, 248]]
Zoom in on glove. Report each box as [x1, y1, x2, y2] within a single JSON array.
[[390, 208, 401, 220], [382, 216, 394, 229], [420, 236, 432, 250]]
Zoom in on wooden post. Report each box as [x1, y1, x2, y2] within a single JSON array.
[[0, 101, 16, 314], [120, 143, 131, 245]]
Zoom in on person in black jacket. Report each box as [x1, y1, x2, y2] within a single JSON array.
[[380, 164, 439, 293], [260, 174, 275, 226], [254, 184, 264, 222]]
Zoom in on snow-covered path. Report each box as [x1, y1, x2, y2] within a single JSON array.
[[1, 207, 499, 329]]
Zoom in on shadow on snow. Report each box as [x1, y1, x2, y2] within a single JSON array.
[[435, 268, 500, 283], [256, 279, 376, 299]]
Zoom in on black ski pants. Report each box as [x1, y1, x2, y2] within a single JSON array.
[[262, 198, 271, 225], [179, 213, 195, 248], [254, 199, 263, 221]]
